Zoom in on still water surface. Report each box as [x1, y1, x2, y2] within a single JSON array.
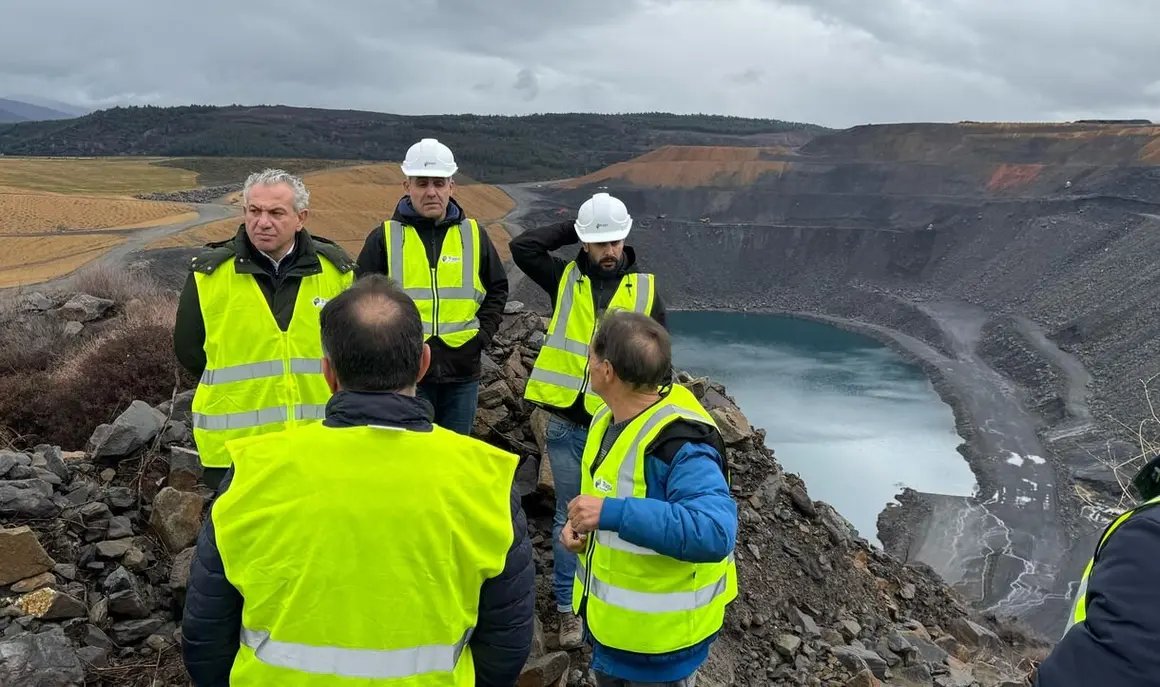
[[668, 311, 977, 545]]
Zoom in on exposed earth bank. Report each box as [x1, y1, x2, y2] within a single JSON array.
[[508, 123, 1160, 639]]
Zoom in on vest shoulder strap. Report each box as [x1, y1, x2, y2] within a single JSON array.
[[308, 234, 357, 273]]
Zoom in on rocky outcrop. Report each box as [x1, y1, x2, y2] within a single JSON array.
[[0, 298, 1044, 686], [134, 185, 241, 203]]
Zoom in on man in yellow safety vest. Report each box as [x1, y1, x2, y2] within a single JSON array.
[[356, 138, 509, 435], [174, 168, 356, 490], [561, 310, 737, 687], [180, 274, 536, 686], [1033, 455, 1160, 685], [511, 192, 668, 648]]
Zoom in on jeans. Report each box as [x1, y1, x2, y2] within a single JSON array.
[[416, 379, 480, 436], [593, 672, 698, 687], [546, 413, 588, 611]]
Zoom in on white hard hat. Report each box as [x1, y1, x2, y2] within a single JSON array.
[[575, 192, 632, 243], [400, 138, 458, 178]]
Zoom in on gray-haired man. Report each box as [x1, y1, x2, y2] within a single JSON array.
[[173, 168, 357, 489]]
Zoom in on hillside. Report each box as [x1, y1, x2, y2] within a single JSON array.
[[0, 276, 1046, 686], [0, 98, 78, 123], [512, 121, 1160, 640], [0, 104, 827, 183]]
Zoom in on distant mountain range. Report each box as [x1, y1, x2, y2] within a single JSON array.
[[0, 97, 89, 123]]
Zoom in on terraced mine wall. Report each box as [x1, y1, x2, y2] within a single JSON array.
[[511, 123, 1160, 638]]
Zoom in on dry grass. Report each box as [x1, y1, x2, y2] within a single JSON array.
[[0, 264, 194, 450], [0, 157, 197, 195], [152, 163, 518, 257], [487, 223, 511, 261], [0, 235, 127, 288], [0, 189, 194, 234], [561, 146, 792, 189]]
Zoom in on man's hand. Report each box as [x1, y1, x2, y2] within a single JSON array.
[[568, 495, 604, 534], [560, 521, 587, 553]]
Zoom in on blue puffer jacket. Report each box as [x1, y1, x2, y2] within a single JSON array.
[[581, 419, 739, 683], [180, 390, 536, 687], [1034, 504, 1160, 686]]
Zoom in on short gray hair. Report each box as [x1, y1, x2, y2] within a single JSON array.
[[243, 168, 310, 212]]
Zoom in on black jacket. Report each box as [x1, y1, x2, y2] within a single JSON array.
[[180, 390, 536, 687], [510, 219, 667, 426], [173, 226, 357, 379], [1034, 504, 1160, 687], [356, 196, 509, 384]]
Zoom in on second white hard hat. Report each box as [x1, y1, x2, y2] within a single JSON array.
[[400, 138, 458, 178], [575, 192, 632, 243]]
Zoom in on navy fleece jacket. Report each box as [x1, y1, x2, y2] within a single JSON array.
[[1034, 506, 1160, 686]]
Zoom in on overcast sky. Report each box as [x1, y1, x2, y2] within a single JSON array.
[[3, 0, 1159, 129]]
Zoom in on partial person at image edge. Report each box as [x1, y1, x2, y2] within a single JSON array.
[[1033, 455, 1160, 687], [179, 274, 535, 686]]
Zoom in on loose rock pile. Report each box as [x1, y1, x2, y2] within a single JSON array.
[[133, 185, 241, 204], [0, 298, 1048, 686]]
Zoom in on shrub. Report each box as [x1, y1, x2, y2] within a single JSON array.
[[69, 262, 167, 305]]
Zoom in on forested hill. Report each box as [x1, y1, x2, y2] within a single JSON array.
[[0, 104, 827, 183]]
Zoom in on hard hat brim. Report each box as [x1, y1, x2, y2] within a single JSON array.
[[575, 223, 632, 243], [400, 163, 457, 178]]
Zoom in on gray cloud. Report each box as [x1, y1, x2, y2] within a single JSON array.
[[1, 0, 1158, 128]]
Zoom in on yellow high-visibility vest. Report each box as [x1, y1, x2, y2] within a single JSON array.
[[1063, 494, 1160, 637], [571, 383, 737, 654], [190, 254, 353, 469], [213, 420, 519, 685], [524, 262, 655, 415], [383, 218, 486, 348]]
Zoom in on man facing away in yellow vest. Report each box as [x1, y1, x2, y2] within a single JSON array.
[[180, 274, 536, 686], [560, 310, 738, 687], [355, 138, 509, 436], [1033, 455, 1160, 686], [510, 192, 668, 649], [174, 168, 356, 490]]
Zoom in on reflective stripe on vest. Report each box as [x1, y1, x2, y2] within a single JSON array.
[[571, 384, 737, 654], [385, 218, 485, 347], [1063, 494, 1160, 637], [239, 626, 472, 679], [190, 255, 352, 468], [524, 262, 655, 415], [213, 421, 520, 685]]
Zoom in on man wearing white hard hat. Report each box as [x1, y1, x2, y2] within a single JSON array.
[[510, 191, 667, 649], [356, 138, 509, 436]]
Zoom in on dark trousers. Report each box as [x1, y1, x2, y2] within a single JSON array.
[[416, 379, 480, 436]]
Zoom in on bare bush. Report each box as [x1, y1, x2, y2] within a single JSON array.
[[1083, 372, 1160, 514], [69, 262, 167, 305], [0, 315, 69, 374]]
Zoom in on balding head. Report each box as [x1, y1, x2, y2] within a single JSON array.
[[319, 274, 429, 393], [588, 309, 672, 396]]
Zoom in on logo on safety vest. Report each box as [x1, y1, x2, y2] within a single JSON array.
[[312, 296, 329, 308], [594, 477, 613, 494], [440, 255, 461, 264]]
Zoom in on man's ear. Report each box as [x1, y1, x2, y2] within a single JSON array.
[[417, 343, 431, 384], [322, 356, 340, 393]]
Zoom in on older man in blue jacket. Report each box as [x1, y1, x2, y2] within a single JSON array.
[[561, 310, 738, 687], [1034, 456, 1160, 686]]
